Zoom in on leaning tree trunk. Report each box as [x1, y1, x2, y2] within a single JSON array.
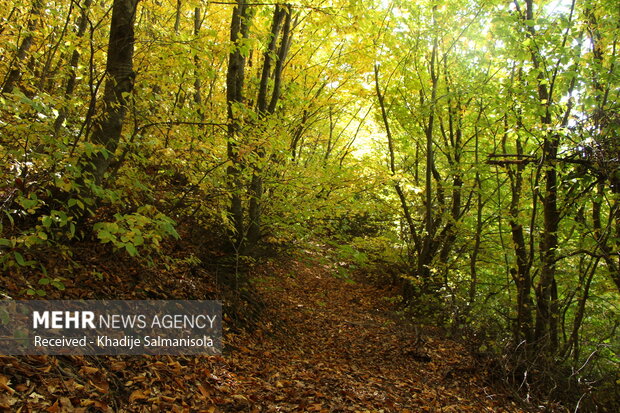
[[54, 0, 93, 135], [247, 4, 292, 247], [1, 0, 42, 94], [88, 0, 139, 184]]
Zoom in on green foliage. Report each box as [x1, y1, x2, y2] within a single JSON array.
[[349, 236, 402, 267], [93, 206, 179, 257], [0, 0, 619, 408]]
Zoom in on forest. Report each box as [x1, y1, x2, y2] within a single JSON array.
[[0, 0, 618, 411]]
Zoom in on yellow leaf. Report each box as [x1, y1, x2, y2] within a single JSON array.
[[79, 366, 99, 375], [0, 375, 14, 394], [129, 389, 148, 402]]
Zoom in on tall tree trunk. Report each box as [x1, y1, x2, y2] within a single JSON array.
[[226, 0, 251, 247], [521, 0, 559, 353], [374, 63, 421, 302], [87, 0, 138, 184], [2, 0, 42, 94], [174, 0, 182, 34], [374, 64, 420, 251], [256, 6, 285, 115], [186, 4, 205, 157], [469, 102, 485, 307], [437, 68, 463, 267], [508, 134, 534, 345], [54, 0, 92, 135], [418, 7, 439, 281], [247, 4, 292, 246], [193, 6, 203, 114], [585, 3, 620, 293]]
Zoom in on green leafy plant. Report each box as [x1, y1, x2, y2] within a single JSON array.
[[93, 205, 179, 257]]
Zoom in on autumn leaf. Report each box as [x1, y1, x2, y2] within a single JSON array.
[[129, 389, 148, 403], [0, 375, 14, 394], [79, 366, 99, 375]]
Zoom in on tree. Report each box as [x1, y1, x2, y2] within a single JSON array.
[[88, 0, 139, 184], [225, 1, 293, 251], [225, 0, 251, 246], [1, 0, 42, 94]]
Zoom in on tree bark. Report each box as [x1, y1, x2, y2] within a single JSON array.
[[88, 0, 139, 184], [373, 64, 421, 251], [1, 0, 42, 94], [54, 0, 92, 135], [247, 4, 292, 246], [521, 0, 559, 353], [226, 0, 251, 247]]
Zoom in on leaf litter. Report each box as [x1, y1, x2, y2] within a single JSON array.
[[0, 249, 526, 412]]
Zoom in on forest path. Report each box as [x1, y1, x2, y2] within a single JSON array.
[[222, 250, 522, 412], [0, 248, 526, 412]]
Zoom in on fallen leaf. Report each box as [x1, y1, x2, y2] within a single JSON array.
[[79, 366, 99, 375], [109, 361, 127, 371], [129, 389, 148, 402], [46, 399, 60, 413], [0, 375, 14, 394], [197, 383, 210, 400]]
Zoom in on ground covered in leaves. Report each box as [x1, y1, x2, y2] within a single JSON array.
[[1, 245, 527, 412]]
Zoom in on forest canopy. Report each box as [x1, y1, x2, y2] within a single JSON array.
[[1, 0, 619, 410]]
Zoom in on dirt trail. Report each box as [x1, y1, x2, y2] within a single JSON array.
[[222, 252, 523, 412], [0, 250, 525, 412]]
